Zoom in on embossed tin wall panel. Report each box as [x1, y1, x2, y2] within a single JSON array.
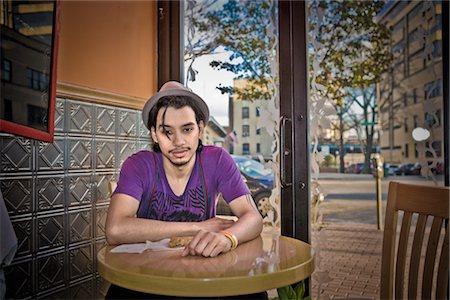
[[37, 138, 65, 171], [67, 278, 96, 299], [54, 98, 65, 133], [37, 251, 65, 293], [1, 97, 151, 299], [68, 174, 92, 207], [69, 209, 93, 243], [68, 101, 93, 135], [118, 109, 138, 137], [118, 140, 137, 167], [4, 259, 33, 299], [11, 217, 34, 257], [36, 176, 65, 212], [0, 136, 33, 173], [95, 205, 108, 238], [95, 106, 116, 136], [37, 212, 65, 251], [68, 138, 93, 170], [96, 139, 116, 169], [95, 173, 115, 204], [69, 244, 93, 281], [1, 177, 33, 216]]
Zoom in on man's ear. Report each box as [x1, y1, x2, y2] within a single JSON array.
[[151, 127, 158, 143], [198, 121, 205, 136]]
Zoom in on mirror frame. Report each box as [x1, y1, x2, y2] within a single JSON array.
[[0, 0, 60, 143]]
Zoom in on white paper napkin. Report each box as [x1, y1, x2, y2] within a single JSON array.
[[110, 239, 184, 253]]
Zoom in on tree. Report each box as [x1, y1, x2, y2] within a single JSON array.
[[185, 0, 277, 102], [309, 0, 392, 173]]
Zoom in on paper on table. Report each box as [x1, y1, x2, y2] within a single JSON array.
[[110, 239, 184, 253]]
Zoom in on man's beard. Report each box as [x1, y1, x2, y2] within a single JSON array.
[[166, 148, 194, 167]]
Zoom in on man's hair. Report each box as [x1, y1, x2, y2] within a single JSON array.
[[148, 95, 206, 152]]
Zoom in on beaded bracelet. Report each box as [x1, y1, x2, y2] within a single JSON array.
[[221, 231, 238, 250]]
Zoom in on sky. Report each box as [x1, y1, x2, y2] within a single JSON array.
[[184, 50, 235, 127]]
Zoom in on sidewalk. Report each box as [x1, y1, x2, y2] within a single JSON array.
[[311, 223, 383, 299]]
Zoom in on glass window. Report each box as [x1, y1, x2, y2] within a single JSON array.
[[256, 107, 260, 117], [404, 117, 408, 132], [242, 125, 250, 137], [413, 115, 418, 128], [256, 143, 260, 153], [242, 107, 249, 119], [405, 144, 409, 158], [256, 128, 260, 135], [242, 143, 250, 155], [1, 59, 11, 81]]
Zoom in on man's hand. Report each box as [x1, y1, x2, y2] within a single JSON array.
[[181, 230, 232, 257], [197, 217, 235, 232]]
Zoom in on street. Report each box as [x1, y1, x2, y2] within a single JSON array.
[[316, 174, 445, 225]]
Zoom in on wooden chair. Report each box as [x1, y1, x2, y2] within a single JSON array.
[[381, 181, 449, 299]]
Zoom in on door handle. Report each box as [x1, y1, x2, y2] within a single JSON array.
[[280, 116, 292, 188]]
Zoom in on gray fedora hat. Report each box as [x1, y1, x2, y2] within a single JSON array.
[[142, 81, 210, 130]]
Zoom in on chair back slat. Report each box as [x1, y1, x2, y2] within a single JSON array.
[[381, 182, 449, 300], [422, 217, 444, 299], [436, 222, 448, 299], [395, 211, 412, 299], [380, 186, 399, 300], [408, 214, 427, 299]]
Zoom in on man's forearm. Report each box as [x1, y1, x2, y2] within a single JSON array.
[[225, 211, 263, 245], [106, 217, 198, 245]]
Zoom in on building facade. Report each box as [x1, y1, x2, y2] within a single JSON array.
[[229, 79, 273, 159], [377, 1, 443, 167]]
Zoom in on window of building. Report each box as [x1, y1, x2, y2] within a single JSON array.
[[413, 88, 417, 104], [256, 107, 260, 117], [242, 143, 250, 155], [2, 59, 11, 81], [242, 125, 250, 137], [256, 143, 261, 153], [405, 144, 409, 158], [242, 107, 249, 119], [26, 68, 48, 91], [425, 109, 441, 128], [424, 79, 441, 100], [403, 93, 408, 107], [256, 128, 260, 135], [414, 143, 419, 158], [27, 104, 46, 126], [4, 99, 12, 121], [404, 117, 408, 132], [413, 115, 418, 128]]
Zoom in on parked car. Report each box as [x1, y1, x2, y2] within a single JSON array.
[[345, 163, 364, 174], [346, 162, 372, 174], [385, 163, 399, 176], [231, 155, 274, 217], [395, 163, 421, 175]]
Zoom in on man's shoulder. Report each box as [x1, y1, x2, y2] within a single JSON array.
[[125, 150, 157, 166], [202, 145, 229, 160]]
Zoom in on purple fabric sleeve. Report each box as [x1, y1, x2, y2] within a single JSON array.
[[113, 151, 153, 202], [214, 148, 250, 203]]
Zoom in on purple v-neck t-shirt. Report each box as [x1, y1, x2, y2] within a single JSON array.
[[113, 145, 249, 222]]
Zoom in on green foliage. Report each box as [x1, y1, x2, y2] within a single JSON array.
[[186, 0, 277, 101], [310, 0, 392, 104], [322, 154, 334, 167], [272, 281, 311, 300]]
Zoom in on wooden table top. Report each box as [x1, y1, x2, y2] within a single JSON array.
[[97, 232, 314, 297]]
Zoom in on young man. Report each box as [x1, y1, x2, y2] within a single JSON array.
[[105, 81, 265, 299]]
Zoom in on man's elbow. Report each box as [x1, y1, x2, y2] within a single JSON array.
[[254, 211, 264, 234], [105, 224, 121, 245]]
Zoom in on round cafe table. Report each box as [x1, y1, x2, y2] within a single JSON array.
[[97, 232, 314, 297]]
